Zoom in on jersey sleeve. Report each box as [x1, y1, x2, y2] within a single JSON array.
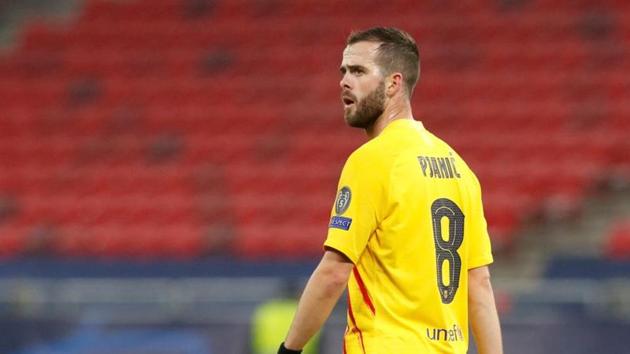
[[323, 150, 385, 264], [467, 175, 494, 269]]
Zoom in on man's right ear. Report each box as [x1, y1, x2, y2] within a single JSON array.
[[386, 72, 404, 97]]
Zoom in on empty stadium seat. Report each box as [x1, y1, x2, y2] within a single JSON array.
[[604, 220, 630, 260], [0, 0, 628, 259]]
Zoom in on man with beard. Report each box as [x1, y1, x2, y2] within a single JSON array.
[[278, 27, 503, 354]]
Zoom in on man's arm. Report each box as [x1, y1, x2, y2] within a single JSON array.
[[282, 249, 354, 351], [469, 265, 503, 354]]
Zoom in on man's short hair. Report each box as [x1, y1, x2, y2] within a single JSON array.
[[347, 27, 420, 96]]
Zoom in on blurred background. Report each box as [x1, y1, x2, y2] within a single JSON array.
[[0, 0, 629, 353]]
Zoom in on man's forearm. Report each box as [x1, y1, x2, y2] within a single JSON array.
[[283, 259, 349, 350], [469, 268, 503, 354]]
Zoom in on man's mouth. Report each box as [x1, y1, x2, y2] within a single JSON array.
[[342, 95, 356, 108]]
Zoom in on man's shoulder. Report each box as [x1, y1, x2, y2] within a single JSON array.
[[346, 135, 390, 166]]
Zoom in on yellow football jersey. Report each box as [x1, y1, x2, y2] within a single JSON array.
[[324, 119, 493, 354]]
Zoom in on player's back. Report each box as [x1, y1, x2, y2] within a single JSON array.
[[325, 119, 493, 354]]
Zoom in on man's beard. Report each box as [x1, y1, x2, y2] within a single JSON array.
[[344, 82, 386, 129]]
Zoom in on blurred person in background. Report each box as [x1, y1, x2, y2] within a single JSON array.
[[277, 27, 503, 354], [252, 279, 320, 354]]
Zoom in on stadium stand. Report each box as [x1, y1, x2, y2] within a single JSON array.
[[0, 0, 629, 260], [605, 218, 630, 259]]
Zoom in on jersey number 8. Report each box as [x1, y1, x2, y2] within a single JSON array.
[[430, 198, 464, 304]]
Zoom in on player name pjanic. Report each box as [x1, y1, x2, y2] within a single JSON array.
[[417, 153, 462, 179]]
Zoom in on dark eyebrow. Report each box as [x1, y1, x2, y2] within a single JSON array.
[[339, 65, 367, 74]]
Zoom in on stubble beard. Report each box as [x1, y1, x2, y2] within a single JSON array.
[[344, 82, 386, 129]]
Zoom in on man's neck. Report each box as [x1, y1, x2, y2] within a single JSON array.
[[366, 99, 414, 139]]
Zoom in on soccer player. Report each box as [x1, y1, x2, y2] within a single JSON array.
[[278, 27, 503, 354]]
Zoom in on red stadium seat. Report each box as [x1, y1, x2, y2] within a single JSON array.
[[604, 220, 630, 260], [1, 0, 628, 259]]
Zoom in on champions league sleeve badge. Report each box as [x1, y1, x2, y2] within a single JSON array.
[[330, 186, 352, 230], [335, 186, 352, 215]]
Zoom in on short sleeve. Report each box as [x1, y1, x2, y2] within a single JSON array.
[[323, 151, 384, 264], [467, 175, 494, 269]]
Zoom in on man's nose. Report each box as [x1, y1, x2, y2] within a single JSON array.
[[339, 75, 351, 90]]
